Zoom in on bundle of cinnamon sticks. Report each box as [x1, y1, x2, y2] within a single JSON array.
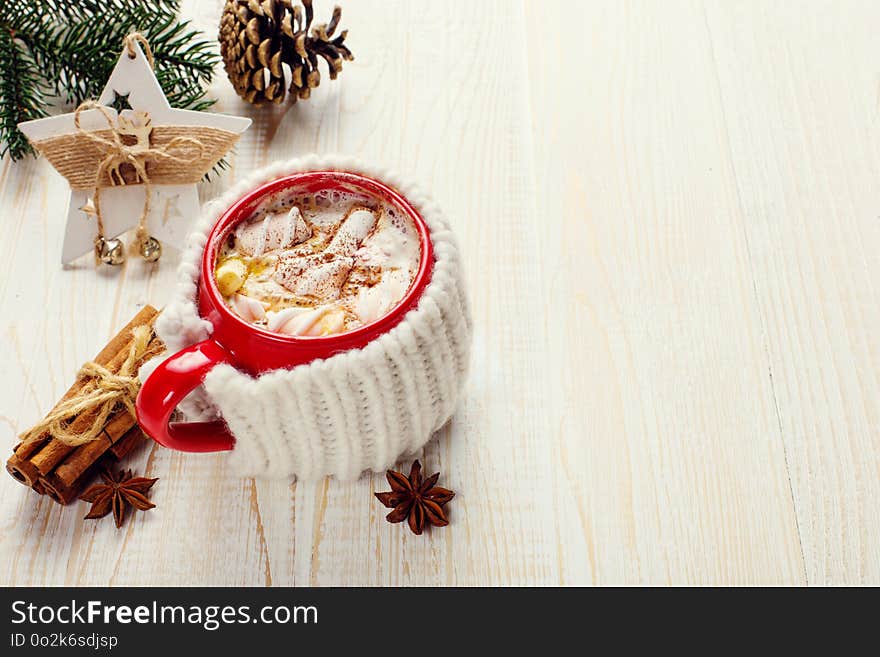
[[6, 305, 163, 504]]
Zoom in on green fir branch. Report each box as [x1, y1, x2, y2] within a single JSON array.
[[1, 0, 218, 162], [0, 28, 48, 159]]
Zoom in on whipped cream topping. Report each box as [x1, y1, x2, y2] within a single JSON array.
[[216, 190, 421, 337], [236, 206, 311, 257], [230, 293, 267, 323]]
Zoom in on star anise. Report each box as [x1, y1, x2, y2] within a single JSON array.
[[79, 469, 158, 528], [374, 460, 455, 535]]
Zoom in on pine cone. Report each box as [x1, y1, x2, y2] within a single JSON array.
[[219, 0, 354, 105]]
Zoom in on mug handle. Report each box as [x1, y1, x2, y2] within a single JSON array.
[[136, 339, 236, 453]]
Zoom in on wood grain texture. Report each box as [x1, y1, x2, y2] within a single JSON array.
[[0, 0, 877, 586], [525, 0, 805, 585], [704, 0, 880, 584]]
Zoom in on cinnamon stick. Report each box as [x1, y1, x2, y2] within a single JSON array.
[[6, 305, 159, 490], [40, 425, 146, 505], [14, 305, 157, 457], [108, 425, 148, 460], [5, 453, 39, 487], [40, 473, 81, 505], [104, 409, 137, 444], [25, 307, 159, 477], [41, 469, 93, 506], [7, 307, 157, 487], [27, 440, 79, 481], [51, 412, 137, 491]]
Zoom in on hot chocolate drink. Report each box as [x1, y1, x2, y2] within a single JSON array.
[[215, 188, 421, 337]]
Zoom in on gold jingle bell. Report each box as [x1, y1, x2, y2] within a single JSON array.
[[96, 237, 126, 265], [140, 236, 162, 262]]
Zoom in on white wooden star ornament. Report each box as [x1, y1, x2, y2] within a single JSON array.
[[18, 35, 251, 265]]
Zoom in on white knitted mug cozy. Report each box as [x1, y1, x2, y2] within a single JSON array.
[[143, 155, 472, 480]]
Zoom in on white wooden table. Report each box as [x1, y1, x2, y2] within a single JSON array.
[[1, 0, 878, 586]]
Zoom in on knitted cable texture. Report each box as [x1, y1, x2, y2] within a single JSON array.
[[145, 155, 472, 479]]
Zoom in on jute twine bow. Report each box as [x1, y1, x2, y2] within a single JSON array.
[[74, 32, 204, 259], [19, 326, 165, 447]]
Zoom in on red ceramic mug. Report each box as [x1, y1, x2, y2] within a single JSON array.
[[136, 171, 435, 453]]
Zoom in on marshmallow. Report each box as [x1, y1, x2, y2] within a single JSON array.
[[326, 208, 377, 257], [266, 305, 345, 336], [215, 257, 248, 296], [274, 255, 354, 302], [266, 306, 313, 334], [230, 294, 268, 323], [352, 269, 411, 324], [223, 200, 418, 339], [236, 206, 311, 257]]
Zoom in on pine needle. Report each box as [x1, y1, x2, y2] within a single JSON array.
[[1, 1, 218, 161]]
